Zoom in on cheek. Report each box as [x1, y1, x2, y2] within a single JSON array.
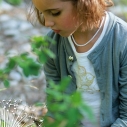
[[60, 14, 77, 28]]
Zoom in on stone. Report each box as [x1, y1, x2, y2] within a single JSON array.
[[9, 71, 22, 81], [0, 1, 13, 11], [1, 20, 20, 30], [19, 21, 33, 31], [4, 29, 19, 37], [0, 14, 11, 22], [19, 43, 31, 52]]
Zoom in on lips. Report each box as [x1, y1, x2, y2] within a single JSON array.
[[52, 29, 61, 33]]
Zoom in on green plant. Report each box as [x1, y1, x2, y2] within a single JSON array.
[[1, 36, 95, 127], [42, 78, 95, 127], [119, 1, 127, 21], [4, 0, 22, 5], [0, 53, 41, 87], [0, 36, 55, 87], [120, 0, 127, 5]]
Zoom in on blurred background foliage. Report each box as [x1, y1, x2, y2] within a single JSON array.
[[3, 0, 22, 5], [114, 0, 127, 5], [4, 0, 22, 5]]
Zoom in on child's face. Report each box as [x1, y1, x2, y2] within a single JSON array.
[[32, 0, 81, 37]]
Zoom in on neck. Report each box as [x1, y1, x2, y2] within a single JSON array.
[[73, 28, 99, 44], [71, 16, 106, 53], [73, 16, 105, 46]]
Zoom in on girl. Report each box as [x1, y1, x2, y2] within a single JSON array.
[[30, 0, 127, 126]]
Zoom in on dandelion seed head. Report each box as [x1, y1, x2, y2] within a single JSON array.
[[0, 99, 43, 127]]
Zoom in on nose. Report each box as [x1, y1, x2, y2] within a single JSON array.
[[44, 19, 54, 27]]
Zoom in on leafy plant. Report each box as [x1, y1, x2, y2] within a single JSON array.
[[0, 53, 41, 87], [0, 36, 55, 87], [4, 0, 22, 5], [42, 78, 95, 127], [1, 35, 95, 127], [119, 0, 127, 5]]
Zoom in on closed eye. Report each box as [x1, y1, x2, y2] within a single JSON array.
[[39, 10, 61, 16], [51, 11, 61, 16], [39, 12, 42, 14]]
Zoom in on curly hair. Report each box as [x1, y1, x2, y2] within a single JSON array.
[[28, 0, 113, 30]]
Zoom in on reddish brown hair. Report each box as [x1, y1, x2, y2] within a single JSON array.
[[28, 0, 113, 30]]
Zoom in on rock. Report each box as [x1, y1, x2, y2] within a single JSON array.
[[0, 41, 5, 55], [20, 43, 31, 53], [4, 29, 20, 37], [0, 56, 5, 63], [9, 80, 19, 86], [19, 21, 33, 31], [0, 1, 13, 12], [0, 14, 11, 22], [9, 71, 22, 81], [19, 43, 31, 52], [0, 58, 8, 69], [7, 49, 18, 57], [1, 20, 20, 30]]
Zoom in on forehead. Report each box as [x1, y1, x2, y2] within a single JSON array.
[[32, 0, 66, 11]]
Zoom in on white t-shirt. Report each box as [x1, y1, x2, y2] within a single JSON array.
[[68, 12, 109, 127]]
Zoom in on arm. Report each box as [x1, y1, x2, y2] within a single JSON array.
[[111, 46, 127, 127], [111, 119, 127, 127]]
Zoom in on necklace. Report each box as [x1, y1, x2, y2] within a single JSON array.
[[71, 17, 105, 47]]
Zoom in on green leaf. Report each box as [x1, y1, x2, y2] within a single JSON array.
[[0, 69, 4, 78], [6, 0, 22, 5], [79, 103, 95, 122], [3, 79, 10, 88], [4, 58, 16, 73], [43, 49, 55, 59], [14, 55, 41, 77], [20, 52, 29, 58], [35, 102, 45, 107], [59, 77, 71, 92], [31, 36, 49, 47], [71, 92, 82, 107], [38, 51, 48, 64], [21, 62, 41, 77], [66, 108, 80, 123], [45, 36, 56, 45]]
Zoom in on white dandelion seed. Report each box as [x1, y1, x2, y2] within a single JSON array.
[[0, 100, 43, 127]]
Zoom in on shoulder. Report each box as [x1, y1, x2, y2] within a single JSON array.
[[108, 12, 127, 35], [110, 12, 127, 61], [114, 15, 127, 29], [108, 12, 127, 48], [108, 11, 127, 26]]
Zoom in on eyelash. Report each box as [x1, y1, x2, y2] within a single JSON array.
[[51, 12, 61, 16], [39, 11, 61, 17]]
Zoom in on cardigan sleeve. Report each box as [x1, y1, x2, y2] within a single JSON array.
[[111, 43, 127, 127], [111, 118, 127, 127]]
